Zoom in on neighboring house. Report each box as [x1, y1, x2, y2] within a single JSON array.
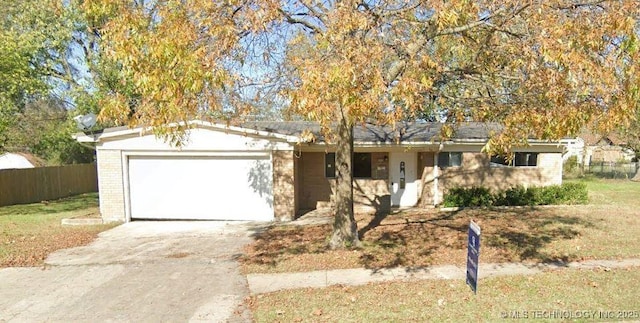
[[0, 152, 42, 170], [579, 132, 635, 165], [75, 120, 563, 223], [559, 138, 585, 164]]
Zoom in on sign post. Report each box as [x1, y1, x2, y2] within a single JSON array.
[[466, 220, 481, 294]]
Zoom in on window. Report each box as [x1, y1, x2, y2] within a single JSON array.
[[490, 155, 510, 167], [515, 152, 537, 167], [325, 152, 372, 178], [490, 153, 538, 167], [325, 153, 336, 178], [353, 153, 372, 178], [438, 152, 462, 168]]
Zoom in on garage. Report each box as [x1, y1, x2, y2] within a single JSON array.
[[75, 121, 297, 223], [127, 154, 274, 221]]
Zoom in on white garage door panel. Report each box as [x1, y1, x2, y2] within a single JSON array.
[[128, 155, 273, 221]]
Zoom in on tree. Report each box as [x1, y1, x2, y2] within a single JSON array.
[[620, 109, 640, 181], [8, 98, 95, 164], [0, 1, 52, 150], [0, 0, 102, 161], [277, 0, 639, 247], [86, 1, 639, 247], [82, 1, 258, 144]]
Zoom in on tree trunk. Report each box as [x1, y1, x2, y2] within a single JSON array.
[[329, 113, 360, 249], [632, 166, 640, 182]]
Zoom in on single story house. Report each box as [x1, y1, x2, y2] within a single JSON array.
[[0, 152, 43, 170], [579, 132, 635, 164], [75, 120, 563, 223], [560, 138, 586, 164]]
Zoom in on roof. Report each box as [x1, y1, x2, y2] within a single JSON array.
[[76, 120, 559, 145], [579, 131, 627, 146], [74, 120, 302, 143], [0, 152, 44, 170], [243, 121, 502, 144]]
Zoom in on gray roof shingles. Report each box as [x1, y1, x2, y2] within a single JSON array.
[[243, 121, 500, 143], [92, 120, 502, 144]]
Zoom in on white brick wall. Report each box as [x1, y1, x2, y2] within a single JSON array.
[[96, 149, 126, 222], [538, 152, 563, 185]]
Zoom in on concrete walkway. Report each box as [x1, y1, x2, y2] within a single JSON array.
[[247, 258, 640, 294]]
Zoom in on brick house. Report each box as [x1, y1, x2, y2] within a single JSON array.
[[75, 120, 563, 223]]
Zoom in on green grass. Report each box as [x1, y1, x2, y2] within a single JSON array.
[[569, 177, 640, 207], [0, 193, 116, 267], [250, 267, 640, 322], [0, 193, 100, 216]]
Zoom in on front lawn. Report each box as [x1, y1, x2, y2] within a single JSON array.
[[0, 193, 117, 267], [249, 267, 640, 322], [578, 176, 640, 207], [241, 178, 640, 274]]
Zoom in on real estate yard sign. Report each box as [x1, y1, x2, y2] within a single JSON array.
[[466, 220, 481, 294]]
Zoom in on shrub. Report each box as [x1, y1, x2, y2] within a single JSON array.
[[535, 185, 560, 205], [442, 186, 494, 207], [442, 182, 588, 207], [501, 186, 535, 206], [555, 182, 588, 204], [563, 156, 579, 173]]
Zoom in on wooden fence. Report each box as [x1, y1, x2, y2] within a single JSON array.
[[0, 163, 98, 207]]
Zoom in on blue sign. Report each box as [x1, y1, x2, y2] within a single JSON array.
[[466, 220, 481, 294]]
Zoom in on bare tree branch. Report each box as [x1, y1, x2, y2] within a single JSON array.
[[551, 0, 611, 10], [384, 8, 508, 86], [433, 8, 505, 38], [299, 0, 328, 25], [278, 8, 324, 34]]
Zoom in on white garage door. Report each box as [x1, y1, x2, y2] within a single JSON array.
[[127, 155, 274, 221]]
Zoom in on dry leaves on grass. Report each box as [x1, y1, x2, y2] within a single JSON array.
[[241, 207, 600, 274], [1, 228, 108, 267]]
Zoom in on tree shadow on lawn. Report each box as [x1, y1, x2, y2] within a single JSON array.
[[357, 208, 390, 240], [483, 208, 595, 263], [358, 210, 474, 269], [241, 207, 597, 272], [242, 223, 333, 268]]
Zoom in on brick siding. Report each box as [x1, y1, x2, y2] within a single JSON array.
[[96, 149, 126, 222], [297, 151, 562, 211], [436, 152, 563, 203], [273, 150, 296, 221], [297, 152, 390, 213]]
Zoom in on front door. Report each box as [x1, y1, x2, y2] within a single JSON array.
[[390, 152, 418, 207]]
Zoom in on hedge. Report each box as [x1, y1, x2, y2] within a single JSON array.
[[442, 183, 588, 207]]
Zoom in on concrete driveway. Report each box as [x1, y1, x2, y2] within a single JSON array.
[[0, 221, 261, 322]]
